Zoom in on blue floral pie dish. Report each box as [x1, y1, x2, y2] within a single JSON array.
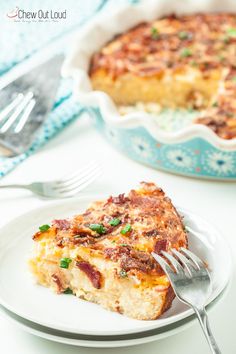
[[63, 0, 236, 180]]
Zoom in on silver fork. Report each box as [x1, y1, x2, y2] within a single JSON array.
[[152, 248, 221, 354], [0, 161, 101, 198]]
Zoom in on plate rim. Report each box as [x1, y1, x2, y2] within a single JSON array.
[[0, 195, 232, 336], [0, 281, 229, 348]]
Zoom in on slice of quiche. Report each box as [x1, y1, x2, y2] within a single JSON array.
[[29, 182, 187, 320]]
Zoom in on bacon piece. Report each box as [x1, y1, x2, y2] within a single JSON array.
[[130, 249, 150, 262], [51, 274, 64, 293], [56, 239, 64, 248], [104, 246, 130, 261], [120, 253, 152, 273], [52, 219, 70, 230], [32, 231, 42, 240], [103, 247, 117, 260], [71, 235, 96, 246], [104, 246, 161, 274], [107, 193, 129, 205], [129, 190, 160, 210], [72, 228, 92, 237], [145, 229, 159, 237], [154, 239, 168, 254], [76, 261, 102, 289]]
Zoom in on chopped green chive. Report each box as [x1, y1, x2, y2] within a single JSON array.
[[178, 31, 189, 40], [109, 218, 121, 227], [63, 288, 73, 294], [60, 258, 72, 269], [227, 27, 236, 38], [232, 76, 236, 82], [223, 36, 230, 44], [212, 101, 218, 107], [218, 54, 225, 62], [190, 60, 198, 67], [203, 62, 210, 69], [119, 269, 128, 278], [120, 243, 129, 247], [39, 224, 50, 232], [180, 48, 192, 58], [121, 224, 132, 235], [111, 240, 116, 244], [89, 223, 107, 235], [151, 27, 159, 39]]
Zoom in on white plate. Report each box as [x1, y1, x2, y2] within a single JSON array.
[[0, 196, 232, 336], [0, 283, 228, 348]]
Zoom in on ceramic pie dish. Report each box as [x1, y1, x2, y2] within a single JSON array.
[[62, 0, 236, 180]]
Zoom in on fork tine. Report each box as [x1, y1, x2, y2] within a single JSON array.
[[56, 165, 101, 189], [56, 169, 101, 197], [161, 251, 185, 274], [58, 161, 99, 185], [180, 248, 205, 270], [55, 166, 101, 193], [172, 249, 197, 275], [151, 252, 176, 276]]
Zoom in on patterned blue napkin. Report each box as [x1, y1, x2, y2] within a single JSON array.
[[0, 0, 134, 178]]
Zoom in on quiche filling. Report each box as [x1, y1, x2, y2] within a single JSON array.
[[29, 182, 188, 320], [90, 13, 236, 139]]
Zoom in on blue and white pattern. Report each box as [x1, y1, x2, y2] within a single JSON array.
[[123, 128, 159, 164], [202, 151, 236, 176], [105, 127, 120, 146], [129, 136, 153, 159], [98, 118, 236, 179], [163, 147, 196, 171]]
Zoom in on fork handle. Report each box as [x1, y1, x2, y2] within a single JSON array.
[[194, 307, 221, 354], [0, 184, 29, 190]]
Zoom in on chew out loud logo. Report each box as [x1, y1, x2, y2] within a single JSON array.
[[6, 6, 67, 21]]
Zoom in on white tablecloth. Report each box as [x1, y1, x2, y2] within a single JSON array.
[[0, 113, 235, 353]]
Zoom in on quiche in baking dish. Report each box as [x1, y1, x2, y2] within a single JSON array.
[[29, 182, 187, 320], [90, 13, 236, 139]]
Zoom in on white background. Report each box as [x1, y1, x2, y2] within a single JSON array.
[[0, 114, 235, 353]]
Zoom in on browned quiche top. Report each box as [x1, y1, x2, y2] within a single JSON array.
[[33, 182, 187, 278], [90, 13, 236, 78]]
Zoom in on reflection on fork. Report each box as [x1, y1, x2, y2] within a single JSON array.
[[0, 92, 36, 134]]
